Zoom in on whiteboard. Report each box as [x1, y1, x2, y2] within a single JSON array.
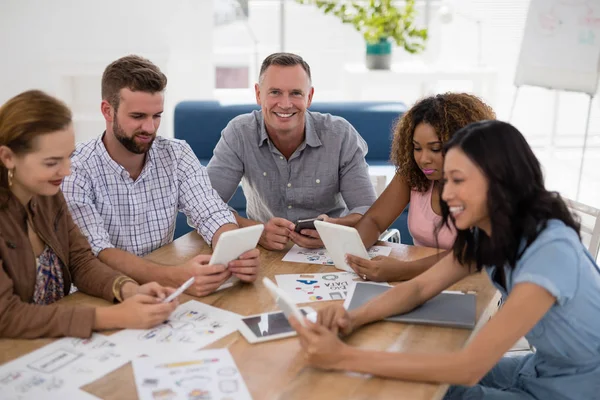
[[515, 0, 600, 94]]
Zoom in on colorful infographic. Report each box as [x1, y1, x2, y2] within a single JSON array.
[[275, 271, 386, 303]]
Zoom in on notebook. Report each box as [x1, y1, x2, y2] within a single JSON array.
[[344, 282, 476, 329]]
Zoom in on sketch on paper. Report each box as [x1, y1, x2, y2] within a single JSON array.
[[109, 300, 240, 356], [282, 244, 392, 266], [132, 349, 252, 400], [275, 271, 389, 303], [0, 334, 132, 399]]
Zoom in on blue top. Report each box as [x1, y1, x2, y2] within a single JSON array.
[[485, 219, 600, 399]]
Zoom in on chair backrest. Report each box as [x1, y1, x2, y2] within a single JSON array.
[[564, 198, 600, 260], [369, 175, 387, 197], [174, 100, 406, 164]]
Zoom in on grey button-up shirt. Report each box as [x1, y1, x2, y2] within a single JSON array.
[[207, 110, 376, 223]]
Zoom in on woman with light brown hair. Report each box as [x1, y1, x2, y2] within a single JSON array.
[[352, 93, 495, 282], [0, 90, 178, 339]]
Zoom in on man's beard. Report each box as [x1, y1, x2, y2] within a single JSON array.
[[112, 117, 155, 154]]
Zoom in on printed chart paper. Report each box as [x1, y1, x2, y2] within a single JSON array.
[[132, 349, 252, 400], [0, 334, 130, 400], [110, 300, 240, 356], [274, 271, 389, 303], [282, 244, 392, 265]]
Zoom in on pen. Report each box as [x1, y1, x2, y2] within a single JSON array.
[[162, 277, 195, 303], [156, 358, 219, 369]]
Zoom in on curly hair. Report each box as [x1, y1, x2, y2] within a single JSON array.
[[391, 93, 495, 192]]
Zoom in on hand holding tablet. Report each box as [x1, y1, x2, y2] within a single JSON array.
[[314, 220, 370, 273], [263, 277, 317, 327], [210, 224, 264, 291]]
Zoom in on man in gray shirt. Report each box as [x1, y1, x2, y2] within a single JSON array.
[[207, 53, 376, 250]]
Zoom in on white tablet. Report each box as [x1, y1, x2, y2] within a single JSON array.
[[263, 277, 317, 328], [238, 308, 315, 344], [314, 220, 370, 273], [211, 224, 264, 291]]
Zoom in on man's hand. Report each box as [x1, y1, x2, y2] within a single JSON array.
[[259, 217, 294, 250], [228, 248, 260, 282], [288, 213, 330, 249], [288, 229, 324, 249], [175, 254, 232, 297]]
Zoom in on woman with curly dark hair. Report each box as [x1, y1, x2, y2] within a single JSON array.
[[291, 120, 600, 399], [350, 93, 495, 282]]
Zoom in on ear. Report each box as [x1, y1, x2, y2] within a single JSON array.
[[254, 83, 261, 106], [0, 146, 16, 170], [306, 87, 314, 108], [100, 100, 114, 123]]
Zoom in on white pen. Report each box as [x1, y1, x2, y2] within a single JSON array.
[[162, 277, 195, 303], [443, 290, 476, 295]]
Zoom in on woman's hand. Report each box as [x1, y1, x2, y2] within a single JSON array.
[[315, 305, 355, 336], [289, 316, 350, 371], [95, 294, 178, 331], [346, 254, 413, 282], [117, 294, 177, 329], [136, 282, 176, 301]]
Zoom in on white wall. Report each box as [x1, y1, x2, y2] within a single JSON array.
[[213, 1, 444, 104], [0, 0, 214, 141]]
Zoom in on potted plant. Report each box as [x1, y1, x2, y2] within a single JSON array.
[[296, 0, 428, 70]]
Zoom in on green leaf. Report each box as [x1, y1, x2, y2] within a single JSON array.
[[296, 0, 428, 53]]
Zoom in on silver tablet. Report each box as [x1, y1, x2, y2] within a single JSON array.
[[238, 308, 315, 344]]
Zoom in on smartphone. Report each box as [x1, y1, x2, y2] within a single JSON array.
[[294, 217, 323, 233]]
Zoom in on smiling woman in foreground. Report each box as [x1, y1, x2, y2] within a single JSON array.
[[290, 120, 600, 399], [0, 90, 178, 339]]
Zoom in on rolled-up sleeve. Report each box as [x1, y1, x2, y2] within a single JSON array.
[[178, 142, 237, 245], [338, 124, 377, 215], [61, 165, 115, 256], [513, 238, 579, 306]]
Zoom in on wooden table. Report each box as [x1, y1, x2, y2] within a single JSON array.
[[0, 233, 499, 400]]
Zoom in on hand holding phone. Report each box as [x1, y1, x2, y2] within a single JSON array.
[[294, 217, 324, 234], [161, 277, 195, 303]]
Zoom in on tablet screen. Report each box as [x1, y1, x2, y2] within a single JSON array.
[[240, 310, 307, 338]]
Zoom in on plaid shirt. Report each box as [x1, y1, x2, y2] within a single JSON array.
[[61, 135, 236, 257]]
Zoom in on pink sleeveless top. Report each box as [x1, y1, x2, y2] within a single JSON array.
[[407, 183, 456, 249]]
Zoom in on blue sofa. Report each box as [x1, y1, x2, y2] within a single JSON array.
[[172, 100, 414, 244]]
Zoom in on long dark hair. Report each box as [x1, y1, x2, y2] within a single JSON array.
[[439, 120, 580, 276]]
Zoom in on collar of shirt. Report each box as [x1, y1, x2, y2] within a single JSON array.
[[257, 111, 323, 151], [95, 132, 156, 182]]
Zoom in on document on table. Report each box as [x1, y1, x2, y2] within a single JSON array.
[[132, 348, 252, 400], [282, 244, 392, 265], [0, 333, 131, 399], [109, 300, 241, 356], [274, 271, 390, 303]]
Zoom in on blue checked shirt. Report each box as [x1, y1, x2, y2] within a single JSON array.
[[61, 135, 236, 257]]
